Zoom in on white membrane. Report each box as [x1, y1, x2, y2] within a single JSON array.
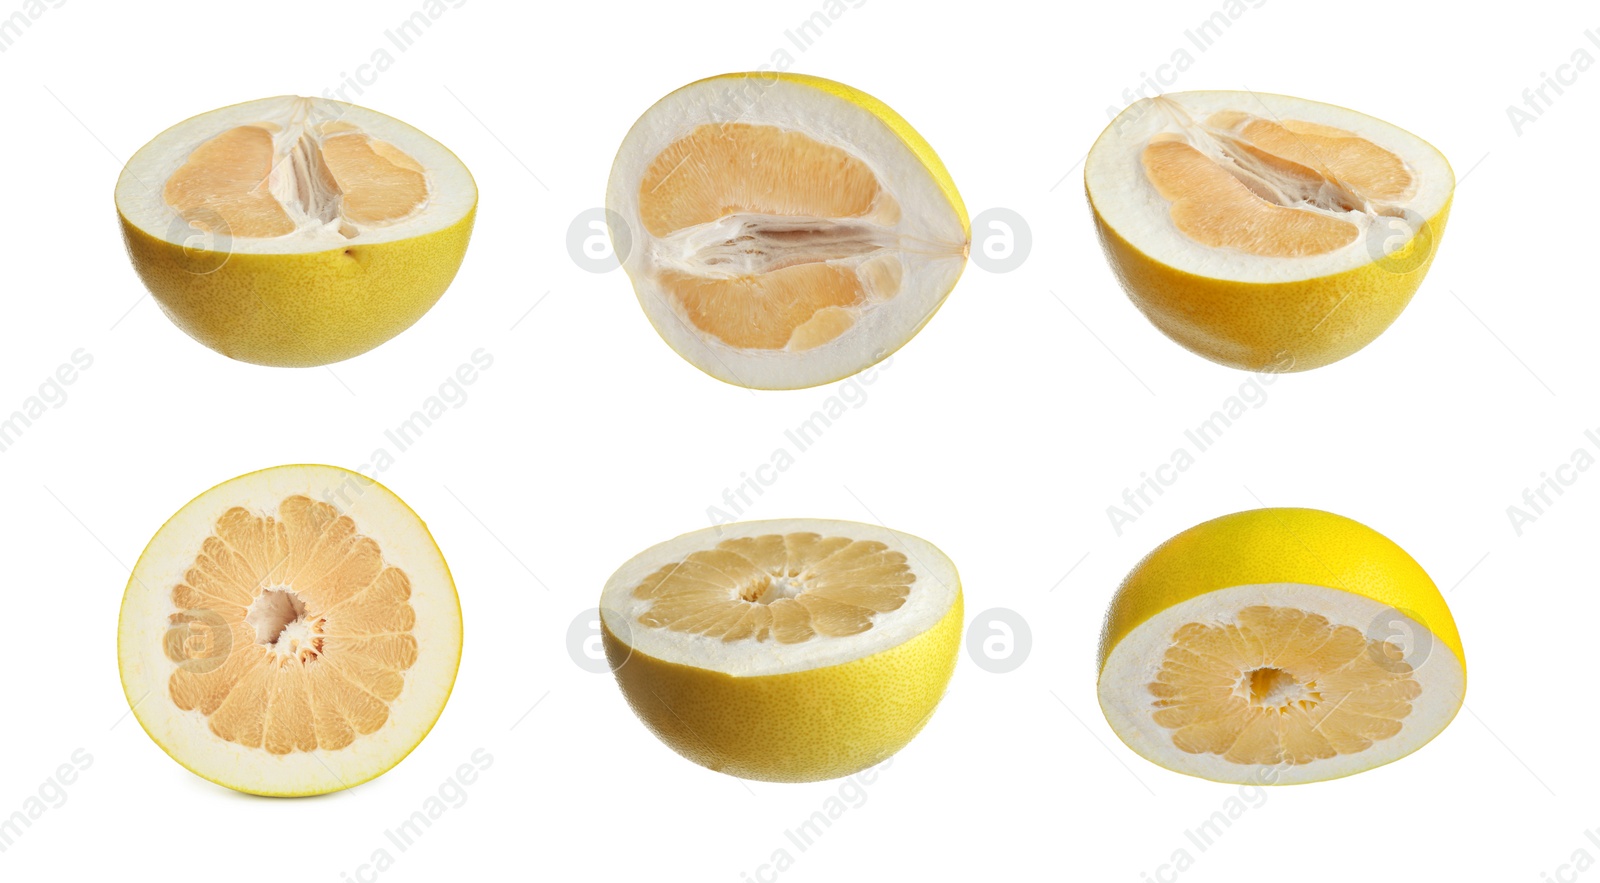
[[606, 76, 969, 389], [1086, 91, 1454, 283], [116, 96, 476, 254]]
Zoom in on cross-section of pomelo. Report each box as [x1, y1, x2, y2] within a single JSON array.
[[600, 519, 961, 781], [1097, 508, 1465, 785], [606, 73, 970, 390], [117, 465, 462, 796], [1086, 92, 1453, 372], [116, 97, 476, 367]]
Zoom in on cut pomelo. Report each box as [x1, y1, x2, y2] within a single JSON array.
[[1086, 92, 1453, 371], [599, 519, 961, 781], [1098, 508, 1465, 784], [116, 96, 476, 367], [117, 465, 462, 796], [606, 73, 970, 389]]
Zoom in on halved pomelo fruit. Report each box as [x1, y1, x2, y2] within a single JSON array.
[[600, 518, 962, 781], [1086, 92, 1453, 371], [606, 73, 970, 390], [1098, 508, 1465, 785], [116, 96, 476, 367], [118, 464, 462, 796]]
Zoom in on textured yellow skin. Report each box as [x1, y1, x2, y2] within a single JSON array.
[[603, 590, 961, 782], [1098, 508, 1464, 676], [1096, 508, 1465, 784], [1090, 201, 1450, 372], [619, 72, 969, 390], [1087, 100, 1453, 372], [117, 464, 461, 797], [119, 208, 475, 367]]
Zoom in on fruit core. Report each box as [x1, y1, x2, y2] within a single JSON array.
[[1148, 605, 1420, 766], [1245, 666, 1319, 710], [638, 123, 945, 352], [1140, 102, 1417, 258], [632, 531, 914, 643], [161, 495, 418, 754], [163, 101, 430, 240], [245, 587, 317, 655]]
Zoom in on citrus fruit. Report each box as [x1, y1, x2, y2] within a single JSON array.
[[116, 96, 477, 367], [1086, 91, 1453, 371], [1097, 508, 1465, 784], [117, 464, 462, 796], [599, 518, 962, 781], [606, 73, 970, 390]]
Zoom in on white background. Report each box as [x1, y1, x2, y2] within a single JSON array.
[[1, 1, 1595, 880]]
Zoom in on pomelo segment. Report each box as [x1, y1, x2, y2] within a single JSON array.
[[116, 96, 476, 367], [1086, 92, 1453, 371], [607, 73, 969, 390], [600, 519, 961, 782], [1097, 508, 1465, 785], [118, 465, 462, 796]]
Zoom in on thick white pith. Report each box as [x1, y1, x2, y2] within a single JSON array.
[[1086, 91, 1454, 283], [607, 77, 968, 389], [118, 465, 461, 795], [600, 519, 959, 677], [116, 96, 476, 255], [1098, 582, 1464, 784]]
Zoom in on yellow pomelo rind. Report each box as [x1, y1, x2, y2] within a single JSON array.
[[1098, 507, 1464, 676], [1097, 508, 1465, 785], [1089, 198, 1450, 372], [118, 208, 475, 368], [603, 589, 961, 783], [117, 463, 462, 797], [1086, 91, 1454, 372], [116, 95, 477, 368]]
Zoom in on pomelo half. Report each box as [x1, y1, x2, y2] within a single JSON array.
[[118, 464, 462, 796], [600, 519, 961, 782], [116, 96, 476, 367], [606, 73, 970, 390], [1086, 92, 1453, 371], [1097, 508, 1465, 785]]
